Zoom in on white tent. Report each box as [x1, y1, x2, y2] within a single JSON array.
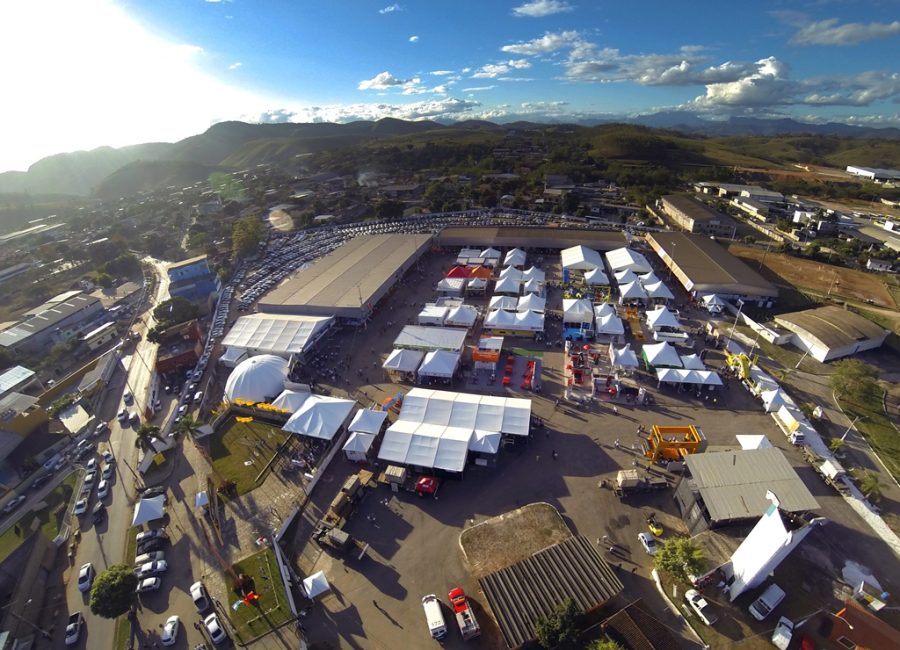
[[595, 313, 625, 336], [522, 266, 546, 282], [522, 278, 543, 295], [342, 431, 376, 462], [418, 350, 461, 379], [618, 281, 647, 302], [644, 280, 675, 301], [639, 271, 660, 285], [499, 266, 523, 281], [698, 371, 723, 385], [583, 268, 609, 285], [642, 342, 683, 368], [561, 245, 603, 271], [594, 303, 616, 318], [417, 304, 448, 326], [303, 571, 331, 599], [515, 310, 544, 332], [646, 306, 681, 330], [563, 298, 594, 324], [605, 247, 652, 273], [736, 434, 774, 450], [517, 294, 546, 312], [436, 277, 466, 295], [131, 495, 166, 527], [504, 248, 526, 267], [224, 355, 288, 404], [272, 389, 312, 413], [221, 314, 333, 357], [485, 309, 517, 328], [194, 491, 209, 508], [466, 276, 487, 292], [609, 344, 639, 368], [614, 269, 638, 284], [702, 294, 726, 313], [489, 295, 518, 310], [485, 309, 544, 332], [382, 348, 425, 373], [219, 346, 249, 368], [468, 430, 501, 454], [494, 276, 521, 295], [480, 247, 501, 259], [348, 408, 388, 434], [761, 388, 789, 413], [445, 305, 478, 328], [680, 354, 706, 370], [656, 368, 703, 384], [282, 395, 355, 440]]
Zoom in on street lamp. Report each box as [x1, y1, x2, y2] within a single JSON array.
[[727, 299, 744, 346], [841, 415, 864, 442]]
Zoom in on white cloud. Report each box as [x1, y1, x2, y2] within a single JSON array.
[[430, 70, 454, 76], [512, 1, 574, 18], [792, 18, 900, 46], [379, 3, 402, 14], [228, 62, 242, 70], [692, 57, 795, 108], [251, 97, 482, 124], [409, 35, 419, 43], [501, 30, 582, 55], [358, 71, 406, 90], [462, 85, 497, 92], [472, 59, 532, 78], [801, 72, 900, 107]]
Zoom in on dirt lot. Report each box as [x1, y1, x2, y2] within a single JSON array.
[[728, 243, 896, 308]]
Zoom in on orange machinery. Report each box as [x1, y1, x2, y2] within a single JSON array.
[[645, 425, 707, 463]]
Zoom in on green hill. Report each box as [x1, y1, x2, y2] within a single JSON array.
[[94, 160, 225, 199]]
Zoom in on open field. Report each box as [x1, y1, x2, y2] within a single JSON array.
[[839, 389, 900, 482], [0, 472, 77, 562], [208, 417, 290, 496], [728, 244, 896, 309], [229, 548, 294, 641]]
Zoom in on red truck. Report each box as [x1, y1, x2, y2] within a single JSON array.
[[448, 587, 481, 640]]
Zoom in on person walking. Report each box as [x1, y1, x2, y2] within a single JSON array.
[[612, 405, 618, 415]]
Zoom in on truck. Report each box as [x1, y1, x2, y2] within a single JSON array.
[[448, 587, 481, 640], [611, 469, 670, 497], [802, 448, 849, 493]]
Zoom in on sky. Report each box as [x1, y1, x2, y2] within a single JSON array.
[[1, 0, 899, 172]]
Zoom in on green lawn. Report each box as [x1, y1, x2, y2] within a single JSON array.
[[227, 548, 294, 642], [0, 471, 78, 563], [839, 390, 900, 483], [732, 324, 831, 375], [208, 418, 291, 496]]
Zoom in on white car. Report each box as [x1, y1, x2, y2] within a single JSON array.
[[638, 532, 658, 556], [136, 560, 168, 578], [204, 612, 227, 644], [77, 563, 94, 592], [136, 577, 161, 593], [97, 479, 110, 499], [64, 612, 84, 646], [134, 551, 165, 566], [102, 450, 114, 464], [86, 458, 97, 471], [190, 581, 211, 613], [685, 589, 719, 626], [161, 615, 180, 646], [84, 471, 96, 486], [101, 464, 113, 480], [74, 498, 89, 516], [772, 616, 794, 650]]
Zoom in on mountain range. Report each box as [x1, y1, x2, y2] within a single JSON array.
[[2, 114, 899, 199]]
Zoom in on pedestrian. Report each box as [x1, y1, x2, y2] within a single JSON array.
[[552, 450, 558, 460], [614, 438, 620, 448], [613, 405, 618, 415]]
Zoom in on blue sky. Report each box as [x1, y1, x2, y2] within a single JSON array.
[[1, 0, 899, 172]]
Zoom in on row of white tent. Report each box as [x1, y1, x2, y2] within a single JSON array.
[[457, 247, 501, 267], [615, 269, 675, 303], [382, 348, 461, 378], [494, 266, 546, 295], [490, 293, 546, 312], [655, 368, 723, 386], [436, 277, 490, 294], [641, 341, 707, 370], [417, 303, 479, 328], [484, 308, 545, 332]]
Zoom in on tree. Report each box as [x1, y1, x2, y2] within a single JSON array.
[[534, 597, 582, 650], [858, 471, 882, 502], [175, 415, 198, 439], [829, 438, 846, 453], [232, 216, 263, 259], [153, 296, 199, 329], [586, 641, 625, 650], [89, 564, 138, 618], [654, 537, 705, 581], [831, 359, 879, 404], [135, 424, 160, 450]]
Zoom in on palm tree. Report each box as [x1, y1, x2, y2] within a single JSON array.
[[175, 415, 198, 439], [135, 424, 160, 450]]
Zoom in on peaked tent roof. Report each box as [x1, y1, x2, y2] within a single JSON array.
[[522, 266, 546, 282], [468, 266, 493, 279], [418, 350, 461, 378], [619, 281, 647, 300], [348, 408, 388, 434], [639, 271, 660, 285], [736, 434, 774, 450], [303, 571, 331, 598], [596, 313, 625, 335], [644, 280, 675, 300], [446, 266, 471, 279], [466, 276, 488, 290], [382, 348, 425, 372], [489, 295, 518, 310], [702, 294, 726, 306], [563, 298, 594, 322], [642, 342, 683, 368], [522, 278, 543, 294], [646, 306, 680, 330], [132, 495, 166, 527], [584, 268, 610, 285], [499, 266, 523, 281], [480, 247, 501, 258], [561, 245, 603, 270], [494, 276, 521, 294], [614, 269, 638, 284], [342, 431, 376, 453], [605, 246, 652, 273], [221, 314, 333, 355], [445, 305, 478, 327], [610, 344, 639, 368], [436, 277, 466, 291], [469, 429, 502, 454], [517, 294, 546, 312], [272, 389, 312, 413], [504, 248, 527, 267], [282, 395, 356, 440], [594, 303, 616, 317], [680, 354, 705, 370]]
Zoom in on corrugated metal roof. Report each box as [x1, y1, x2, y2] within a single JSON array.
[[479, 535, 623, 648], [685, 448, 819, 521], [775, 306, 886, 350], [0, 366, 35, 395], [601, 599, 682, 650]]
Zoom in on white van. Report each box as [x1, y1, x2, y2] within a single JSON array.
[[193, 391, 203, 403], [749, 583, 786, 621], [421, 594, 447, 640]]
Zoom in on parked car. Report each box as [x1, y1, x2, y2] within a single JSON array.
[[123, 391, 133, 405], [86, 458, 97, 471], [140, 486, 166, 499], [74, 498, 89, 516], [2, 495, 26, 514], [161, 615, 180, 646], [84, 471, 96, 487], [101, 464, 113, 480], [77, 563, 94, 592], [136, 528, 167, 543], [94, 422, 108, 437], [638, 532, 658, 556], [31, 473, 53, 491], [117, 409, 129, 423], [136, 577, 161, 593], [135, 560, 168, 578], [102, 450, 114, 465], [64, 612, 84, 646], [136, 537, 166, 554], [190, 581, 211, 613], [685, 589, 718, 626], [97, 479, 110, 499], [203, 612, 227, 644], [772, 616, 794, 650], [92, 502, 105, 524], [134, 551, 165, 566]]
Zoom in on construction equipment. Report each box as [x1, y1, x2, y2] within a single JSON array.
[[644, 425, 707, 465], [646, 513, 663, 537], [613, 469, 669, 497]]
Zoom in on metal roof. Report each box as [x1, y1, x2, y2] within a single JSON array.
[[774, 306, 886, 350], [662, 194, 724, 223], [393, 325, 468, 352], [601, 599, 682, 650], [0, 366, 35, 396], [479, 535, 623, 648], [0, 294, 101, 347], [685, 448, 819, 521], [221, 314, 333, 355]]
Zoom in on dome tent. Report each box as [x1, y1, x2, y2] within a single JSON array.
[[224, 355, 288, 404]]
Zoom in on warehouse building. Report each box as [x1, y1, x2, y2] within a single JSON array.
[[674, 447, 819, 535], [846, 166, 900, 182], [659, 194, 734, 236], [258, 233, 431, 323], [0, 293, 104, 353], [647, 232, 778, 304], [774, 306, 888, 362]]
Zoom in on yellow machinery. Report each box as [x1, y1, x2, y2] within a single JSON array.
[[725, 350, 754, 380], [645, 425, 707, 463]]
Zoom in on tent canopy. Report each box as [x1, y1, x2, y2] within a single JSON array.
[[343, 431, 376, 453], [563, 298, 593, 323], [272, 389, 312, 413], [469, 429, 501, 454], [504, 248, 526, 267], [303, 571, 331, 598], [644, 281, 675, 300], [436, 277, 466, 293], [618, 281, 647, 300], [445, 305, 478, 327], [702, 294, 726, 306], [609, 344, 639, 368], [224, 355, 288, 404], [646, 306, 681, 330], [446, 266, 470, 279], [595, 313, 625, 335], [584, 268, 609, 285], [132, 494, 166, 527], [466, 276, 487, 290], [517, 294, 546, 312], [418, 350, 461, 378], [348, 408, 388, 434], [194, 491, 209, 508], [614, 269, 638, 284], [494, 276, 521, 294], [418, 304, 448, 325], [282, 395, 355, 440], [489, 295, 518, 311], [737, 434, 773, 450], [522, 278, 543, 294], [499, 266, 523, 281], [594, 303, 615, 318], [480, 247, 501, 259], [522, 266, 546, 282], [605, 246, 652, 273], [642, 342, 683, 368], [680, 354, 705, 370], [561, 245, 603, 270], [639, 271, 660, 285], [382, 348, 425, 372]]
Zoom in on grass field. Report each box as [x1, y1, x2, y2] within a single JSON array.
[[728, 244, 896, 309], [0, 472, 78, 563], [839, 389, 900, 483], [228, 548, 294, 641], [208, 418, 290, 496]]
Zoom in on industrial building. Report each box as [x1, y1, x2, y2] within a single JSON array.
[[647, 232, 778, 303], [258, 233, 432, 322], [0, 366, 46, 461], [167, 255, 221, 309], [154, 320, 203, 375], [0, 293, 104, 353], [659, 194, 734, 236], [674, 447, 819, 535], [846, 165, 900, 182], [774, 306, 888, 362]]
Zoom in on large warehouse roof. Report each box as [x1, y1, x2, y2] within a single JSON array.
[[258, 233, 431, 320], [480, 535, 623, 648], [438, 226, 626, 250], [774, 306, 887, 351], [221, 314, 333, 356], [685, 448, 819, 521], [648, 232, 777, 298]]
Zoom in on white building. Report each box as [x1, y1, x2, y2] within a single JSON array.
[[774, 306, 888, 362]]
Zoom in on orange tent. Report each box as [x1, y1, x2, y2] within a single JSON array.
[[468, 266, 493, 279]]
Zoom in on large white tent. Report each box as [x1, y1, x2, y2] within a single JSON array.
[[609, 344, 640, 368], [436, 277, 466, 295], [342, 431, 375, 462], [517, 294, 546, 312], [644, 280, 675, 301], [282, 395, 355, 440], [468, 430, 502, 454], [618, 281, 647, 302], [499, 266, 523, 281], [466, 276, 488, 292], [382, 348, 425, 373], [594, 303, 616, 318], [583, 268, 610, 285], [614, 269, 638, 285], [561, 245, 603, 271], [639, 271, 660, 285], [417, 304, 448, 326], [494, 275, 521, 295], [761, 388, 791, 413], [504, 248, 526, 267], [221, 314, 333, 358], [485, 309, 544, 332], [522, 266, 546, 282], [522, 278, 543, 295], [656, 368, 723, 385], [595, 313, 625, 336], [605, 247, 652, 273], [224, 355, 288, 404], [418, 350, 461, 379], [132, 495, 166, 527], [646, 306, 681, 330], [489, 295, 518, 311], [378, 388, 531, 472], [348, 408, 388, 434], [394, 326, 467, 352], [480, 247, 501, 260], [680, 354, 706, 370], [445, 305, 478, 328], [702, 294, 726, 314], [642, 342, 683, 368], [272, 389, 312, 413], [563, 298, 594, 324], [303, 571, 331, 599]]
